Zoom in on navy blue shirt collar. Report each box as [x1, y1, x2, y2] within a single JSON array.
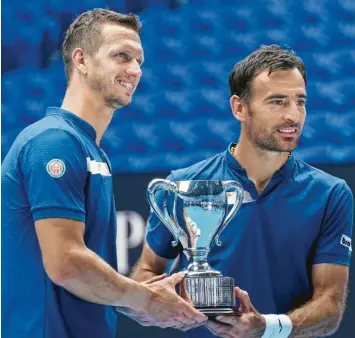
[[46, 107, 97, 141], [225, 142, 295, 178]]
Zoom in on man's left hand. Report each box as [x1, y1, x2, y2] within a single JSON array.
[[205, 287, 266, 338]]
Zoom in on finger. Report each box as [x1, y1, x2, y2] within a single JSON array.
[[173, 296, 207, 321], [178, 297, 207, 319], [143, 273, 168, 284], [178, 321, 206, 331], [205, 320, 233, 338], [136, 319, 154, 327], [128, 313, 156, 326], [160, 319, 189, 329], [167, 272, 186, 286], [215, 315, 239, 325], [179, 279, 193, 304], [179, 301, 208, 322], [173, 312, 200, 326], [205, 319, 230, 332], [205, 321, 220, 335], [115, 306, 129, 314], [235, 287, 252, 313], [169, 313, 196, 326], [158, 309, 197, 326], [157, 322, 172, 329], [116, 306, 142, 318], [137, 317, 174, 328]]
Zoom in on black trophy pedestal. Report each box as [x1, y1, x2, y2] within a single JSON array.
[[196, 307, 242, 318]]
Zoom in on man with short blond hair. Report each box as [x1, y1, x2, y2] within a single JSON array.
[[2, 8, 206, 338]]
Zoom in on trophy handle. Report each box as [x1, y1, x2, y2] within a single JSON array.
[[214, 181, 243, 247], [147, 179, 181, 247]]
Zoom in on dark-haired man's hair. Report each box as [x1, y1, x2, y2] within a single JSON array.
[[229, 44, 307, 102]]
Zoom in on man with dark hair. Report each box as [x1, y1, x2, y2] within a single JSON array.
[[1, 8, 206, 338], [132, 44, 354, 338]]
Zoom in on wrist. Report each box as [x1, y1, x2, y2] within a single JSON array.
[[261, 314, 292, 338], [116, 280, 151, 310], [257, 314, 267, 337]]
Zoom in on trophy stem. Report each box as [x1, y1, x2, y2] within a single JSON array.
[[185, 248, 221, 277]]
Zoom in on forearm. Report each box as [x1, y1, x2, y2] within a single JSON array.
[[130, 242, 171, 282], [130, 261, 161, 282], [288, 293, 344, 337], [55, 247, 149, 309]]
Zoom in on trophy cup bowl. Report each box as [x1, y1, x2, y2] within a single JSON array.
[[147, 179, 244, 316]]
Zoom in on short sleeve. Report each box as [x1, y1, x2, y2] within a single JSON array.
[[314, 181, 354, 266], [146, 173, 182, 259], [19, 129, 87, 222]]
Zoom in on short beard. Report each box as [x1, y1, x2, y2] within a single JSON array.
[[254, 132, 296, 153], [104, 96, 127, 110], [89, 73, 129, 110], [246, 106, 299, 153]]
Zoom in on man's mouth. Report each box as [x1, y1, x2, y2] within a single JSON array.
[[277, 127, 298, 137], [118, 80, 134, 92]]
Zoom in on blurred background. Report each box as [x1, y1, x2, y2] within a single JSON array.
[[2, 0, 355, 337]]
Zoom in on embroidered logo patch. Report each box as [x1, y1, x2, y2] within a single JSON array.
[[46, 159, 66, 178], [86, 157, 111, 176], [340, 234, 352, 252]]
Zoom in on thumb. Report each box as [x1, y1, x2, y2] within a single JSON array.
[[235, 287, 252, 313], [179, 278, 193, 304], [143, 273, 168, 285], [168, 272, 187, 286]]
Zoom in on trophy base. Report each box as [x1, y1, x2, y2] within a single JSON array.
[[196, 307, 242, 317], [184, 275, 238, 316]]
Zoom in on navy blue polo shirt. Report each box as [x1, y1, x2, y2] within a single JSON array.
[[146, 143, 354, 338], [2, 108, 118, 338]]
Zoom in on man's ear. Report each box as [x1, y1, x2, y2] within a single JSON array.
[[72, 48, 89, 75], [230, 95, 247, 122]]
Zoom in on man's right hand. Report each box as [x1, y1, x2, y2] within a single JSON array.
[[117, 273, 207, 331]]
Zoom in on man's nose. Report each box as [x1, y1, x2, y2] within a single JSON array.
[[126, 59, 142, 77]]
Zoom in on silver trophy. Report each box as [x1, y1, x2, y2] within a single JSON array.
[[147, 179, 244, 316]]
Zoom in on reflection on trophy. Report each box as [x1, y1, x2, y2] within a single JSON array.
[[147, 179, 244, 316]]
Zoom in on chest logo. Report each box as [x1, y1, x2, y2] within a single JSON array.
[[86, 158, 111, 176], [340, 235, 352, 252], [227, 191, 254, 204], [46, 159, 66, 178]]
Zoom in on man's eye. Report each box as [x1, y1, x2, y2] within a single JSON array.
[[297, 100, 306, 107], [270, 100, 284, 105], [116, 52, 129, 60]]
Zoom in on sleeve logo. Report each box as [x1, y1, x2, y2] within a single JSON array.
[[340, 235, 352, 252], [46, 159, 66, 178]]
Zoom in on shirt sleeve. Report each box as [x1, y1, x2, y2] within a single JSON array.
[[314, 180, 354, 266], [146, 173, 182, 259], [19, 129, 87, 222]]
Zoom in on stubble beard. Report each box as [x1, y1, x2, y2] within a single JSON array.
[[252, 127, 298, 153], [104, 96, 128, 110], [246, 108, 300, 153], [89, 74, 130, 110]]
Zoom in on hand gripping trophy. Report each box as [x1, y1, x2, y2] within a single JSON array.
[[147, 179, 244, 316]]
